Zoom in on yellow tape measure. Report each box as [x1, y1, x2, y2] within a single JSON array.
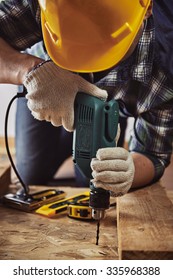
[[35, 191, 90, 218], [67, 198, 92, 220]]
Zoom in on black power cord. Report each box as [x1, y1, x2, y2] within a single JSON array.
[[4, 88, 29, 196]]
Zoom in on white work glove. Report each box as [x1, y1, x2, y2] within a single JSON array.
[[23, 61, 107, 132], [91, 147, 135, 197]]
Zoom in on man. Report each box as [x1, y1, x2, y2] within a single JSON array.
[[0, 0, 172, 196]]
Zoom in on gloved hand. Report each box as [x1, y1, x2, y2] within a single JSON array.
[[90, 147, 135, 196], [23, 61, 107, 131]]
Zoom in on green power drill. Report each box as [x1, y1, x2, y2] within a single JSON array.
[[73, 92, 119, 244]]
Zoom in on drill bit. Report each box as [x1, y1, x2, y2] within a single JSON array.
[[96, 220, 100, 245]]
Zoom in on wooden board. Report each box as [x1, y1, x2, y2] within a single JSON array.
[[1, 181, 173, 260], [0, 186, 118, 260], [161, 155, 173, 202], [0, 137, 15, 155], [0, 164, 11, 196], [117, 183, 173, 260]]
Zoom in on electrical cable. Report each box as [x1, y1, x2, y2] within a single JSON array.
[[4, 90, 29, 196]]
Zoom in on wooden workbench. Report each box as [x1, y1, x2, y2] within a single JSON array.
[[0, 186, 118, 260], [0, 169, 173, 260]]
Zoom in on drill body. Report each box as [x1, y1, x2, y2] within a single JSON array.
[[73, 92, 119, 220]]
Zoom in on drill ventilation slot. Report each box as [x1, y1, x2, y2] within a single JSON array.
[[78, 104, 94, 123]]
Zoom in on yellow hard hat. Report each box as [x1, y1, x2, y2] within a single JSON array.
[[38, 0, 151, 72]]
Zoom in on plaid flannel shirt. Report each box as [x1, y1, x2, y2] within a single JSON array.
[[0, 0, 173, 181], [96, 17, 173, 182]]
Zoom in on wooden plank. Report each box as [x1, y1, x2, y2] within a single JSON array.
[[0, 137, 15, 155], [161, 155, 173, 203], [0, 186, 118, 260], [0, 164, 11, 196], [166, 190, 173, 204], [0, 136, 14, 195], [0, 136, 12, 195], [117, 183, 173, 260]]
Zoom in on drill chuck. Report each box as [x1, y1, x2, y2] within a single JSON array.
[[92, 209, 105, 220], [89, 182, 110, 220]]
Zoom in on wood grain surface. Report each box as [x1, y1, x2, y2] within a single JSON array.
[[0, 156, 11, 196], [0, 186, 118, 260], [117, 183, 173, 260], [1, 181, 173, 260]]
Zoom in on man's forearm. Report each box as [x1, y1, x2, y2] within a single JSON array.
[[0, 38, 43, 85], [131, 152, 155, 188]]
